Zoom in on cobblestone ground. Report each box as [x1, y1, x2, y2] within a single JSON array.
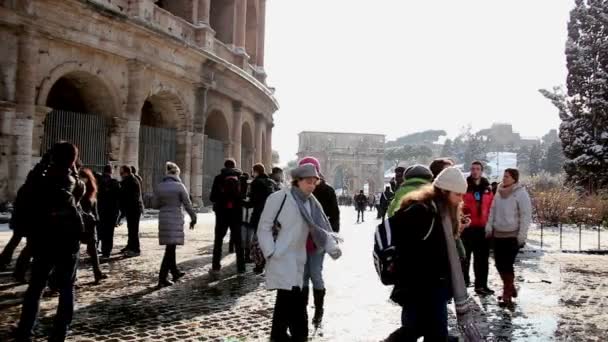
[[0, 207, 607, 341]]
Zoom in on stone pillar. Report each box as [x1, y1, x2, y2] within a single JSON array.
[[124, 60, 147, 167], [32, 106, 52, 158], [265, 121, 273, 169], [0, 103, 16, 203], [190, 131, 204, 206], [10, 29, 38, 199], [231, 101, 243, 167], [233, 0, 247, 52], [176, 129, 192, 190], [254, 113, 263, 164], [256, 0, 266, 67], [195, 0, 215, 49], [224, 142, 233, 160]]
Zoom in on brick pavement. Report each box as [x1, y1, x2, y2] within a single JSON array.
[[0, 207, 606, 341]]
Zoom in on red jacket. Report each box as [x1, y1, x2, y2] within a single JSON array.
[[463, 177, 493, 228]]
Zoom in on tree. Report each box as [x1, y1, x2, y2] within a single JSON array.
[[440, 139, 456, 159], [543, 142, 566, 175], [386, 130, 447, 147], [463, 135, 488, 167], [540, 0, 608, 191], [529, 144, 544, 176], [517, 146, 531, 174], [385, 145, 434, 166], [272, 150, 280, 165]]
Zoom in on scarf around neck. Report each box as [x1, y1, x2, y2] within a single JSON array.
[[439, 202, 482, 341], [291, 186, 333, 251]]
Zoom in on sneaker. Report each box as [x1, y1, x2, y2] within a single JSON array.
[[172, 271, 186, 282]]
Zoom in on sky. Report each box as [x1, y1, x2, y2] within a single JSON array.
[[264, 0, 575, 165]]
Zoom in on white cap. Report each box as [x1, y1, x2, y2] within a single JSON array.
[[433, 167, 467, 194]]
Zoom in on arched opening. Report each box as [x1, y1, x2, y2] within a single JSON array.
[[241, 122, 254, 174], [210, 0, 235, 45], [245, 0, 258, 62], [42, 72, 116, 172], [138, 93, 180, 202], [203, 110, 230, 201], [333, 165, 355, 196]]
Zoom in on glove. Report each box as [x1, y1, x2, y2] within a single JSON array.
[[189, 217, 197, 230], [324, 233, 343, 260]]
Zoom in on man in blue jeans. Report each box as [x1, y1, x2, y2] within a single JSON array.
[[16, 142, 85, 342]]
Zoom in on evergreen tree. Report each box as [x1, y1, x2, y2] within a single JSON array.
[[529, 144, 544, 175], [543, 142, 566, 175], [440, 139, 456, 159], [540, 0, 608, 190], [463, 135, 488, 167]]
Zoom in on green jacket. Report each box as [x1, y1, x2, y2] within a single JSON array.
[[387, 178, 431, 218]]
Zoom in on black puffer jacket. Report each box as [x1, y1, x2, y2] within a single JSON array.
[[120, 174, 144, 215], [248, 173, 276, 228], [313, 180, 340, 232], [389, 200, 452, 305]]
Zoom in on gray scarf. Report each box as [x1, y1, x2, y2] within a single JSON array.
[[291, 187, 333, 252], [439, 203, 482, 342]]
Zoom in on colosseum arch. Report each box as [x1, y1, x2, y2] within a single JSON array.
[[39, 69, 120, 171], [210, 0, 234, 45], [245, 0, 259, 61], [202, 109, 230, 200], [241, 121, 254, 173], [139, 89, 190, 201]]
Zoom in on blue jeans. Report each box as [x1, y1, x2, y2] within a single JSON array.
[[303, 250, 325, 289], [17, 251, 79, 341], [400, 285, 449, 341]]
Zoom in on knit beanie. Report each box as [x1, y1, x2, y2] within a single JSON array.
[[166, 161, 181, 176], [433, 167, 467, 194], [298, 156, 321, 172], [404, 164, 433, 181]]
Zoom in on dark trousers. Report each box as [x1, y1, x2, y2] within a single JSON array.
[[125, 212, 141, 253], [0, 231, 24, 266], [159, 245, 179, 280], [98, 214, 118, 257], [461, 228, 490, 288], [270, 287, 308, 341], [212, 211, 244, 271], [494, 237, 519, 274], [357, 209, 365, 222], [86, 240, 102, 277], [400, 285, 449, 341], [17, 251, 79, 341]]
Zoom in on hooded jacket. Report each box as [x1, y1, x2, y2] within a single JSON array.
[[485, 183, 532, 245], [387, 178, 431, 218]]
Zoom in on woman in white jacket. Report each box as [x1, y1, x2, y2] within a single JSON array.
[[257, 163, 341, 341], [485, 168, 532, 308]]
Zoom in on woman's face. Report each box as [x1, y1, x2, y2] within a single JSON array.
[[447, 191, 464, 207], [502, 172, 515, 187], [297, 177, 319, 195]]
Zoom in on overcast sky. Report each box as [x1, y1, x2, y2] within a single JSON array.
[[264, 0, 575, 165]]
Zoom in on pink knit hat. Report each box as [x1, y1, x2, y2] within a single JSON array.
[[298, 156, 321, 172]]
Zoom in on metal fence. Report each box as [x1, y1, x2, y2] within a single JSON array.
[[138, 125, 177, 205], [202, 138, 225, 204], [530, 224, 608, 254], [41, 110, 109, 173]]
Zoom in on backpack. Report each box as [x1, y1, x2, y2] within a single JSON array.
[[373, 203, 436, 286], [221, 175, 241, 209], [260, 177, 277, 202]]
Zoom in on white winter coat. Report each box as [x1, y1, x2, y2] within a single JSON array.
[[485, 183, 532, 245], [257, 188, 309, 291]]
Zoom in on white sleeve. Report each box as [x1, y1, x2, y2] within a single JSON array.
[[485, 197, 496, 235], [257, 192, 282, 258], [517, 189, 533, 244]]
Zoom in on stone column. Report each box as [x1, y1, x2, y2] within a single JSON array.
[[265, 121, 273, 169], [190, 131, 204, 206], [0, 102, 15, 203], [195, 0, 215, 49], [254, 113, 263, 164], [31, 106, 52, 158], [256, 0, 266, 67], [176, 130, 192, 190], [231, 101, 243, 167], [233, 0, 249, 68], [198, 0, 210, 24], [124, 60, 147, 167], [11, 28, 38, 199], [224, 142, 233, 160]]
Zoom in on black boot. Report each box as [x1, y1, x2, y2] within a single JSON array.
[[312, 288, 325, 328], [302, 286, 310, 323]]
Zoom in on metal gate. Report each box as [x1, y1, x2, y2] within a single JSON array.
[[139, 125, 177, 204], [202, 138, 225, 204], [41, 110, 109, 172]]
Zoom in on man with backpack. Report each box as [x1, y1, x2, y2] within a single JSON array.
[[97, 165, 121, 259], [210, 159, 245, 274], [248, 164, 276, 265], [354, 190, 368, 223], [16, 142, 86, 342]]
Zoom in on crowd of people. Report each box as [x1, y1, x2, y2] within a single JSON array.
[[0, 138, 532, 341]]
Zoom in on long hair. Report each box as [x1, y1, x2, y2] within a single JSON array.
[[400, 184, 463, 237], [79, 168, 98, 202]]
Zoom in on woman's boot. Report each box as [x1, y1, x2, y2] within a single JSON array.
[[498, 273, 514, 308], [302, 286, 310, 323], [312, 289, 326, 328]]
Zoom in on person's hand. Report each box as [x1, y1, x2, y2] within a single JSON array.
[[485, 231, 493, 239], [189, 220, 197, 230]]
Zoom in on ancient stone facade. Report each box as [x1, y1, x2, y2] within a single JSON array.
[[297, 131, 385, 195], [0, 0, 278, 206]]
